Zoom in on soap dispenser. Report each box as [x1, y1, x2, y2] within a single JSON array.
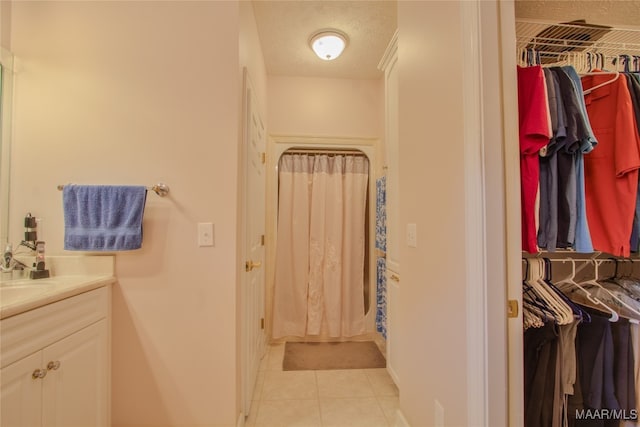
[[29, 241, 50, 279]]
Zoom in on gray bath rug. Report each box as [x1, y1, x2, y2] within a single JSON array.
[[283, 341, 386, 371]]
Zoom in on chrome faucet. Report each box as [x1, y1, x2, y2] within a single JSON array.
[[2, 243, 13, 271], [1, 243, 32, 274]]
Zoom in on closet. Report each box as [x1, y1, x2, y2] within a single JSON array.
[[515, 8, 640, 427]]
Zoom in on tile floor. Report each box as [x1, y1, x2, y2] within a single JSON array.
[[245, 342, 400, 427]]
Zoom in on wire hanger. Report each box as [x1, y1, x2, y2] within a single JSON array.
[[582, 70, 620, 95], [526, 258, 574, 325], [581, 260, 640, 323], [555, 258, 619, 322], [522, 259, 556, 326], [543, 258, 590, 323]]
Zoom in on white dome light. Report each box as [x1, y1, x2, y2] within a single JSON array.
[[309, 30, 348, 61]]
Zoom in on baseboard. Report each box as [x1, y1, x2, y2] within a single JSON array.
[[395, 409, 410, 427]]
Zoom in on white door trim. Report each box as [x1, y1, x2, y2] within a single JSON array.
[[461, 1, 490, 425], [498, 1, 525, 425]]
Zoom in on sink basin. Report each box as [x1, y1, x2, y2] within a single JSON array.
[[1, 279, 58, 287]]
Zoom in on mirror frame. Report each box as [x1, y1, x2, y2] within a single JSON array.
[[0, 46, 14, 245]]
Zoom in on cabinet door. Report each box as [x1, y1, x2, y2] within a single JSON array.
[[41, 320, 108, 427], [1, 351, 43, 427]]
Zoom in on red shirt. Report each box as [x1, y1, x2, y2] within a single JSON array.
[[518, 66, 551, 253], [582, 73, 640, 257]]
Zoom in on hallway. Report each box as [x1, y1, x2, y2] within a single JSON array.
[[246, 343, 400, 426]]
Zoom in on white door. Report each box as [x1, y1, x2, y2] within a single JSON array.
[[241, 69, 266, 416]]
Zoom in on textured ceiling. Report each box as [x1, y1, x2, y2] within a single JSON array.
[[515, 0, 640, 27], [251, 0, 397, 80], [252, 1, 639, 81]]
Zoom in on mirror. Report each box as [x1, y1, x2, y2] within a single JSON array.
[[0, 47, 14, 245]]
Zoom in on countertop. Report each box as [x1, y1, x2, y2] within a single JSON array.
[[0, 255, 116, 320], [0, 274, 115, 319]]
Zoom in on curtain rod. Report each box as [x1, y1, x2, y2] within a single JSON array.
[[284, 149, 367, 157]]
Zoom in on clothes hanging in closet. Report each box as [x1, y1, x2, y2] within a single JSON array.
[[625, 73, 640, 253], [518, 65, 552, 253], [581, 72, 640, 257], [523, 259, 640, 427], [518, 65, 640, 256]]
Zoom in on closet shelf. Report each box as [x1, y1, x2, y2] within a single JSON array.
[[516, 19, 640, 64]]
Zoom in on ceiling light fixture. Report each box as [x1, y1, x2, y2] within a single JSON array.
[[309, 29, 348, 61]]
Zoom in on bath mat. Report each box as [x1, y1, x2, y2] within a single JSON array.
[[283, 341, 386, 371]]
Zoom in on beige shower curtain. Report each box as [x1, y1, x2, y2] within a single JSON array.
[[273, 153, 369, 338]]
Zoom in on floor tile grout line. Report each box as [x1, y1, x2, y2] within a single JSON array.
[[315, 371, 325, 427]]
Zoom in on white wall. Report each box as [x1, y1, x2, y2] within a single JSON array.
[[0, 1, 10, 49], [9, 2, 243, 426], [397, 2, 470, 425], [268, 75, 383, 138]]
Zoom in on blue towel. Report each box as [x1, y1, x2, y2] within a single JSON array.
[[63, 185, 147, 251]]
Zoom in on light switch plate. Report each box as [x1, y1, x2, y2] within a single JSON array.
[[198, 223, 214, 247]]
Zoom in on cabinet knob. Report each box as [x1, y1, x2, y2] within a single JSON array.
[[32, 368, 47, 379], [47, 361, 61, 371]]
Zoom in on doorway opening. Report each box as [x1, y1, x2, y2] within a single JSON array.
[[265, 136, 379, 344]]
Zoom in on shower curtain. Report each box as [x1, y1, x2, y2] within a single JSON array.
[[273, 153, 369, 338]]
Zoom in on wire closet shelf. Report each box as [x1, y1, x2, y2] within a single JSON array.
[[516, 19, 640, 69]]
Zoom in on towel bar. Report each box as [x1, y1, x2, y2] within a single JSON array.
[[57, 182, 170, 197]]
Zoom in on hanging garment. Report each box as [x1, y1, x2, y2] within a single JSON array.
[[550, 67, 591, 249], [538, 69, 564, 251], [624, 74, 640, 253], [611, 320, 636, 415], [376, 256, 387, 339], [525, 321, 560, 427], [518, 65, 552, 253], [570, 309, 621, 427], [562, 66, 597, 253], [582, 73, 640, 257], [375, 176, 387, 253], [273, 154, 369, 338]]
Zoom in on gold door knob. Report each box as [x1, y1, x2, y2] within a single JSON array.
[[47, 361, 61, 371], [245, 260, 262, 272]]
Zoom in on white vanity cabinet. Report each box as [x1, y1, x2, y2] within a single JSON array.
[[1, 286, 110, 427]]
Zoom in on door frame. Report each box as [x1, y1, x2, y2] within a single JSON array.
[[460, 1, 521, 425], [498, 1, 525, 425]]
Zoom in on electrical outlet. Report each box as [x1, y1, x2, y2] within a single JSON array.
[[198, 223, 214, 247], [407, 223, 417, 247], [435, 399, 444, 427]]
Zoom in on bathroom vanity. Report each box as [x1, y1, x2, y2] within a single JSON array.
[[0, 257, 115, 427]]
